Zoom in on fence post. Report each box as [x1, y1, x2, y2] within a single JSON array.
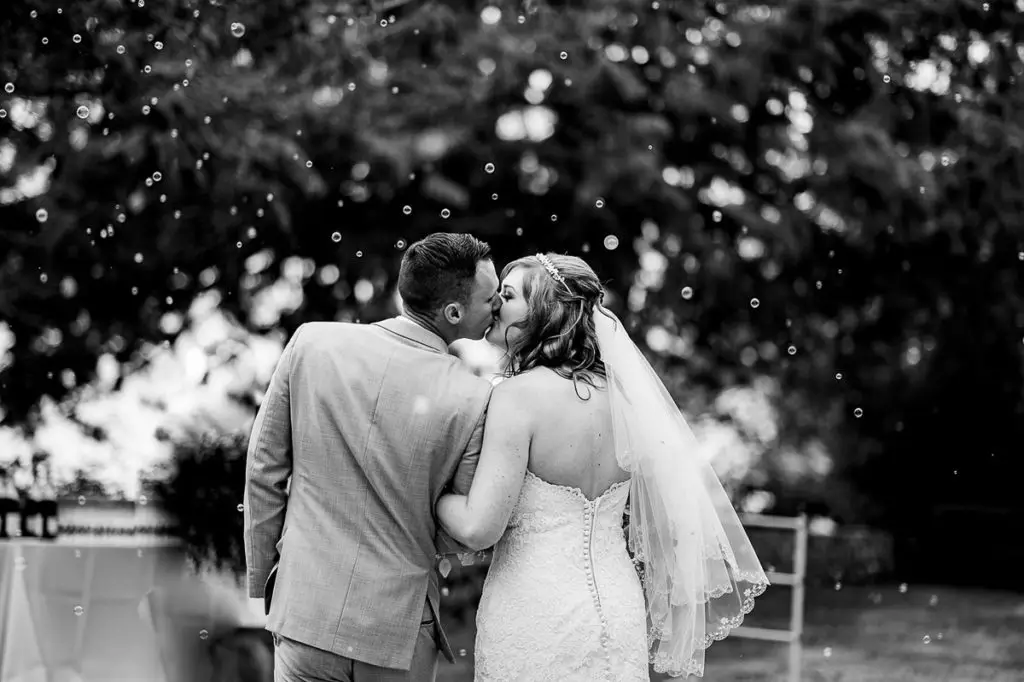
[[732, 513, 809, 682], [789, 514, 808, 682]]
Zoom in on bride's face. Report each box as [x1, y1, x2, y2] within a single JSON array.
[[486, 267, 530, 349]]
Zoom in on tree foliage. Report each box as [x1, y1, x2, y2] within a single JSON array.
[[2, 0, 1023, 543]]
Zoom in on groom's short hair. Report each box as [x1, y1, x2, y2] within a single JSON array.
[[398, 233, 492, 315]]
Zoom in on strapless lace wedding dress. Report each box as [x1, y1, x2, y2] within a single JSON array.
[[473, 470, 649, 681]]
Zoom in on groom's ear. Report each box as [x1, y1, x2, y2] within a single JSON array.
[[442, 302, 463, 325]]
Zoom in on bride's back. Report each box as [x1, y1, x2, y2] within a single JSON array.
[[515, 367, 629, 500]]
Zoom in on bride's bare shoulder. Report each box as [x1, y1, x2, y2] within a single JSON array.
[[500, 367, 559, 388], [493, 370, 539, 392], [490, 369, 553, 403], [483, 374, 540, 428]]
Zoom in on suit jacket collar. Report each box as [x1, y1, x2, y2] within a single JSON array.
[[374, 316, 451, 355]]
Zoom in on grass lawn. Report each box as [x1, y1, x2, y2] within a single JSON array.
[[437, 584, 1024, 682]]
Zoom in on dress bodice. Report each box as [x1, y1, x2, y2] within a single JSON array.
[[474, 469, 649, 681], [498, 470, 630, 562]]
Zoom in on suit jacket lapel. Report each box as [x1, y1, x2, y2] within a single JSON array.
[[373, 317, 450, 355]]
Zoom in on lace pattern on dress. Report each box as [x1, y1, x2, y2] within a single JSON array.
[[473, 470, 649, 681]]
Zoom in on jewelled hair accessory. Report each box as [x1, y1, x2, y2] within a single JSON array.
[[535, 253, 572, 292]]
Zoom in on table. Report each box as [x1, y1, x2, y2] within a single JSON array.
[[0, 540, 262, 682]]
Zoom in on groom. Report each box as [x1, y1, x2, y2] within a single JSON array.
[[244, 232, 500, 681]]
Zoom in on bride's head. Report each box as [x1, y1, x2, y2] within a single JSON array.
[[486, 253, 606, 388]]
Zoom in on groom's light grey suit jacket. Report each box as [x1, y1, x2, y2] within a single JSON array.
[[244, 318, 492, 670]]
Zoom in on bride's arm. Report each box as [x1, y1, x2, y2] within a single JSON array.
[[436, 380, 531, 551]]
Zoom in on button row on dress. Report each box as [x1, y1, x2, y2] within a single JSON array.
[[583, 505, 602, 619]]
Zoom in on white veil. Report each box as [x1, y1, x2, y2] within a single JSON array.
[[596, 306, 769, 677]]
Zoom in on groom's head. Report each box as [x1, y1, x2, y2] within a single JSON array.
[[398, 233, 499, 343]]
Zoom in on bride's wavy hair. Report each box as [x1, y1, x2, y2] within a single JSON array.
[[500, 254, 609, 396]]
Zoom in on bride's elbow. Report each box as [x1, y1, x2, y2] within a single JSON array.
[[464, 538, 494, 552], [463, 525, 499, 552]]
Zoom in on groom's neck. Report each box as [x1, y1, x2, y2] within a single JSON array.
[[401, 312, 455, 345]]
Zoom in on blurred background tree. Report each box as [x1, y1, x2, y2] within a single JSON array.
[[1, 0, 1023, 585]]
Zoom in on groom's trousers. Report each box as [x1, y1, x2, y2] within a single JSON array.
[[272, 603, 440, 682]]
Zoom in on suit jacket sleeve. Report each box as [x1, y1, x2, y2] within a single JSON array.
[[244, 326, 302, 599], [436, 388, 491, 557], [451, 397, 489, 495]]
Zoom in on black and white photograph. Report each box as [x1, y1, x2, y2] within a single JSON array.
[[0, 0, 1022, 680]]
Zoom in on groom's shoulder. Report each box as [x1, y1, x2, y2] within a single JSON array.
[[284, 321, 372, 361], [427, 355, 493, 407], [444, 371, 493, 417], [446, 360, 494, 393], [291, 320, 371, 345]]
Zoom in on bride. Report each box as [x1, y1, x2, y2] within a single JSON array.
[[436, 253, 769, 680]]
